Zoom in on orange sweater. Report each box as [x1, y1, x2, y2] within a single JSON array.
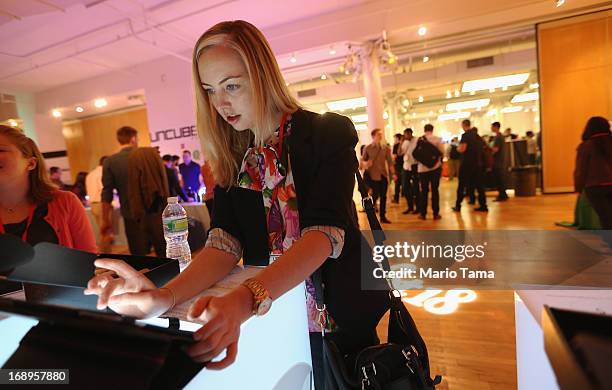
[[45, 190, 97, 253]]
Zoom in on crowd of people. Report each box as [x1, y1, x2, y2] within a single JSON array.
[[361, 119, 549, 221]]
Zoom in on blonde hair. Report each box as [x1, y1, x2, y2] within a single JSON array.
[[192, 20, 300, 187], [0, 125, 57, 203]]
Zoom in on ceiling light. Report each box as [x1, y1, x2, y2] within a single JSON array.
[[8, 119, 17, 127], [344, 70, 350, 75], [486, 109, 498, 117], [289, 54, 297, 63], [438, 112, 471, 121], [446, 98, 490, 111], [511, 92, 539, 103], [423, 56, 429, 63], [501, 106, 523, 113], [446, 90, 452, 99], [383, 111, 389, 120], [354, 123, 368, 131], [502, 86, 508, 91], [454, 89, 460, 97], [530, 83, 539, 89], [417, 26, 427, 36], [489, 88, 495, 93], [438, 109, 443, 113], [326, 97, 367, 111], [462, 73, 529, 93], [556, 0, 565, 7], [52, 109, 62, 118], [285, 82, 290, 86], [418, 96, 424, 103], [469, 91, 475, 96], [329, 47, 336, 55], [402, 99, 410, 107], [321, 74, 327, 80], [94, 98, 107, 108], [351, 114, 368, 123], [75, 106, 84, 113], [524, 108, 530, 113]]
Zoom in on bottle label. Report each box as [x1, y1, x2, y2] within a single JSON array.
[[163, 216, 188, 233]]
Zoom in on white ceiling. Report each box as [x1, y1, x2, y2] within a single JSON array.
[[0, 0, 610, 93]]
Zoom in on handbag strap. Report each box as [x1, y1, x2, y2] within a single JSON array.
[[312, 167, 394, 311]]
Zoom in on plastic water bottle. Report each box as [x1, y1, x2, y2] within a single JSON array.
[[162, 197, 191, 271]]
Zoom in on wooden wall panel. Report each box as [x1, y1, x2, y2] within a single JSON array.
[[63, 108, 150, 181], [538, 11, 612, 193]]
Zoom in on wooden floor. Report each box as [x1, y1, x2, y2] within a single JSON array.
[[367, 179, 577, 390]]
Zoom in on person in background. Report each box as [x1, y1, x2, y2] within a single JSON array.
[[201, 158, 216, 218], [574, 116, 612, 229], [179, 150, 203, 201], [417, 124, 444, 220], [0, 125, 96, 252], [447, 136, 461, 181], [70, 171, 89, 207], [362, 128, 395, 223], [525, 130, 538, 165], [400, 128, 419, 214], [101, 126, 145, 255], [453, 121, 488, 212], [162, 154, 189, 202], [491, 122, 509, 201], [127, 147, 169, 257], [49, 166, 69, 190], [86, 156, 111, 253], [391, 133, 404, 204]]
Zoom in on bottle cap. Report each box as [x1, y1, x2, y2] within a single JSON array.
[[167, 197, 179, 203]]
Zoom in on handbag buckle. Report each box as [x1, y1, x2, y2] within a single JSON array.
[[361, 195, 373, 210], [316, 303, 327, 336], [401, 348, 415, 374]]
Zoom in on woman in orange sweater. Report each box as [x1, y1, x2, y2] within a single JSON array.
[[0, 125, 96, 252]]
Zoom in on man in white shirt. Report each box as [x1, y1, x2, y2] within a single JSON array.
[[86, 156, 110, 252], [400, 128, 420, 214], [416, 124, 445, 220]]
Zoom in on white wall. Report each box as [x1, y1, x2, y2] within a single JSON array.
[[34, 53, 203, 164]]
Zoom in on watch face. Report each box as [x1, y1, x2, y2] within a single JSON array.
[[256, 297, 272, 316]]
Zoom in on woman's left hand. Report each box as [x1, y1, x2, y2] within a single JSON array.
[[186, 286, 253, 369]]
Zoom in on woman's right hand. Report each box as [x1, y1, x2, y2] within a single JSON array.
[[84, 259, 173, 319]]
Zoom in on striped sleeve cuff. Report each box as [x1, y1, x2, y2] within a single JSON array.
[[301, 225, 345, 259], [205, 228, 242, 260]]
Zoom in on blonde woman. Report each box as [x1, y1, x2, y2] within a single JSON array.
[[85, 20, 387, 386]]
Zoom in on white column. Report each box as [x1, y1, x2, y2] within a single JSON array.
[[361, 44, 385, 140]]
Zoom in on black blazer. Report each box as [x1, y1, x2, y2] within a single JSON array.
[[211, 109, 388, 332]]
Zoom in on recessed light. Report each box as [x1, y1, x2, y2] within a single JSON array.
[[52, 109, 62, 118], [446, 90, 452, 99], [454, 90, 460, 97], [289, 54, 297, 63], [321, 74, 327, 80], [423, 56, 430, 63], [418, 96, 424, 103], [418, 26, 427, 36], [329, 47, 336, 55], [402, 99, 410, 107], [94, 98, 107, 108], [556, 0, 565, 7], [285, 82, 290, 86], [470, 91, 476, 96], [75, 106, 84, 113]]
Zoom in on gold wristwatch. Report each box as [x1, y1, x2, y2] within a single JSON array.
[[241, 278, 272, 316]]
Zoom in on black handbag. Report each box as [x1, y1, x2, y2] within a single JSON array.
[[312, 170, 442, 390]]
